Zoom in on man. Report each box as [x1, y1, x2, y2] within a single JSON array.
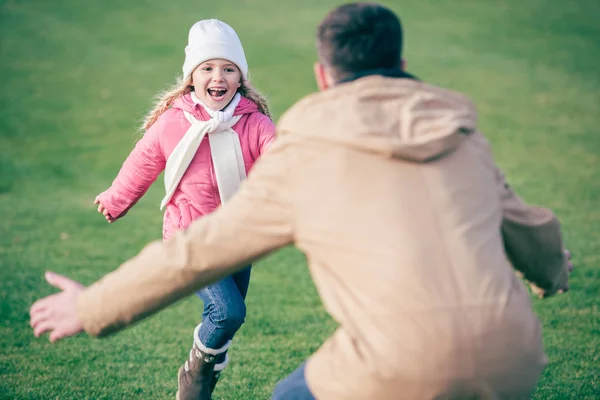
[[30, 3, 571, 399]]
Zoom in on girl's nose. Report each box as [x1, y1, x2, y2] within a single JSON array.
[[212, 71, 224, 82]]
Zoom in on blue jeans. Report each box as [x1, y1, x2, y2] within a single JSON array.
[[195, 266, 251, 349], [272, 362, 315, 400]]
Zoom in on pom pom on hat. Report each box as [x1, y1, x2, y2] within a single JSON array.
[[182, 19, 248, 81]]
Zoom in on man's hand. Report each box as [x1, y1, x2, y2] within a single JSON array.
[[30, 272, 86, 342], [558, 249, 574, 294], [529, 249, 573, 298], [94, 197, 115, 223]]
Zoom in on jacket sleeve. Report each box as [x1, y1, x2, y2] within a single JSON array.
[[251, 114, 276, 158], [470, 132, 569, 298], [498, 170, 570, 297], [95, 116, 167, 219], [76, 137, 294, 337]]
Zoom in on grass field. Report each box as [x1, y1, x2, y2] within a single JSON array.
[[1, 0, 599, 398]]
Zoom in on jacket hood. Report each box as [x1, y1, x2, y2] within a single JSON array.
[[172, 92, 259, 121], [277, 75, 477, 162]]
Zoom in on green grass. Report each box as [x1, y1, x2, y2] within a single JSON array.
[[1, 0, 599, 398]]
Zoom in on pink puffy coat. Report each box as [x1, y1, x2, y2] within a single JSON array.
[[96, 93, 275, 239]]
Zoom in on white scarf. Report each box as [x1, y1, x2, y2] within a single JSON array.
[[160, 92, 246, 210]]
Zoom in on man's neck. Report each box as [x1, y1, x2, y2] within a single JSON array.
[[336, 68, 417, 85]]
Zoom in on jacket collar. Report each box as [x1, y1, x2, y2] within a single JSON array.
[[173, 92, 259, 122], [336, 68, 418, 85]]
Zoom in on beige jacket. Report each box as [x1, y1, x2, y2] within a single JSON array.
[[77, 76, 569, 399]]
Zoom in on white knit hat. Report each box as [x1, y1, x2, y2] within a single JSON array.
[[182, 19, 249, 81]]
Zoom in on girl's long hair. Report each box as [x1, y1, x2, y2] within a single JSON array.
[[238, 81, 271, 120], [142, 75, 271, 131]]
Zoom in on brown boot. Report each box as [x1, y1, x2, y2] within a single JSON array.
[[176, 326, 231, 400]]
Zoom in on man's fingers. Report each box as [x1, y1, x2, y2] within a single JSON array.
[[30, 293, 59, 316], [33, 320, 55, 338], [30, 298, 49, 316], [93, 197, 99, 205], [45, 271, 81, 291], [30, 275, 85, 343], [30, 308, 51, 328], [49, 327, 69, 343]]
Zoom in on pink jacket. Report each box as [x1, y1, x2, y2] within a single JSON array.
[[96, 93, 275, 239]]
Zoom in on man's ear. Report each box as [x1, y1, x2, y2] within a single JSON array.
[[313, 62, 331, 91]]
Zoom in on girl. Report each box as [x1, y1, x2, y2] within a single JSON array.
[[93, 19, 275, 400]]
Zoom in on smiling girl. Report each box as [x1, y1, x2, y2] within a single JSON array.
[[92, 19, 274, 400]]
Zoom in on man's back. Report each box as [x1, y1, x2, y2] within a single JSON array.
[[276, 75, 546, 399]]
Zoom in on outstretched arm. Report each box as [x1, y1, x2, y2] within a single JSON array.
[[94, 115, 168, 222], [30, 137, 294, 341], [469, 132, 571, 298], [498, 170, 572, 297]]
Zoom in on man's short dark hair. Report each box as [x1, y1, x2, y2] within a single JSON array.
[[317, 3, 403, 82]]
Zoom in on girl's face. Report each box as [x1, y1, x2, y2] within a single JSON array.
[[192, 59, 242, 111]]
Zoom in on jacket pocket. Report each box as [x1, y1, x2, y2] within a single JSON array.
[[177, 199, 193, 230], [162, 209, 172, 240]]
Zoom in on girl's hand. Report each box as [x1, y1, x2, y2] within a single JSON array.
[[30, 272, 85, 342], [93, 197, 115, 223]]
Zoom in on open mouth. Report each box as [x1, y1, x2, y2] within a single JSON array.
[[207, 88, 227, 100]]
